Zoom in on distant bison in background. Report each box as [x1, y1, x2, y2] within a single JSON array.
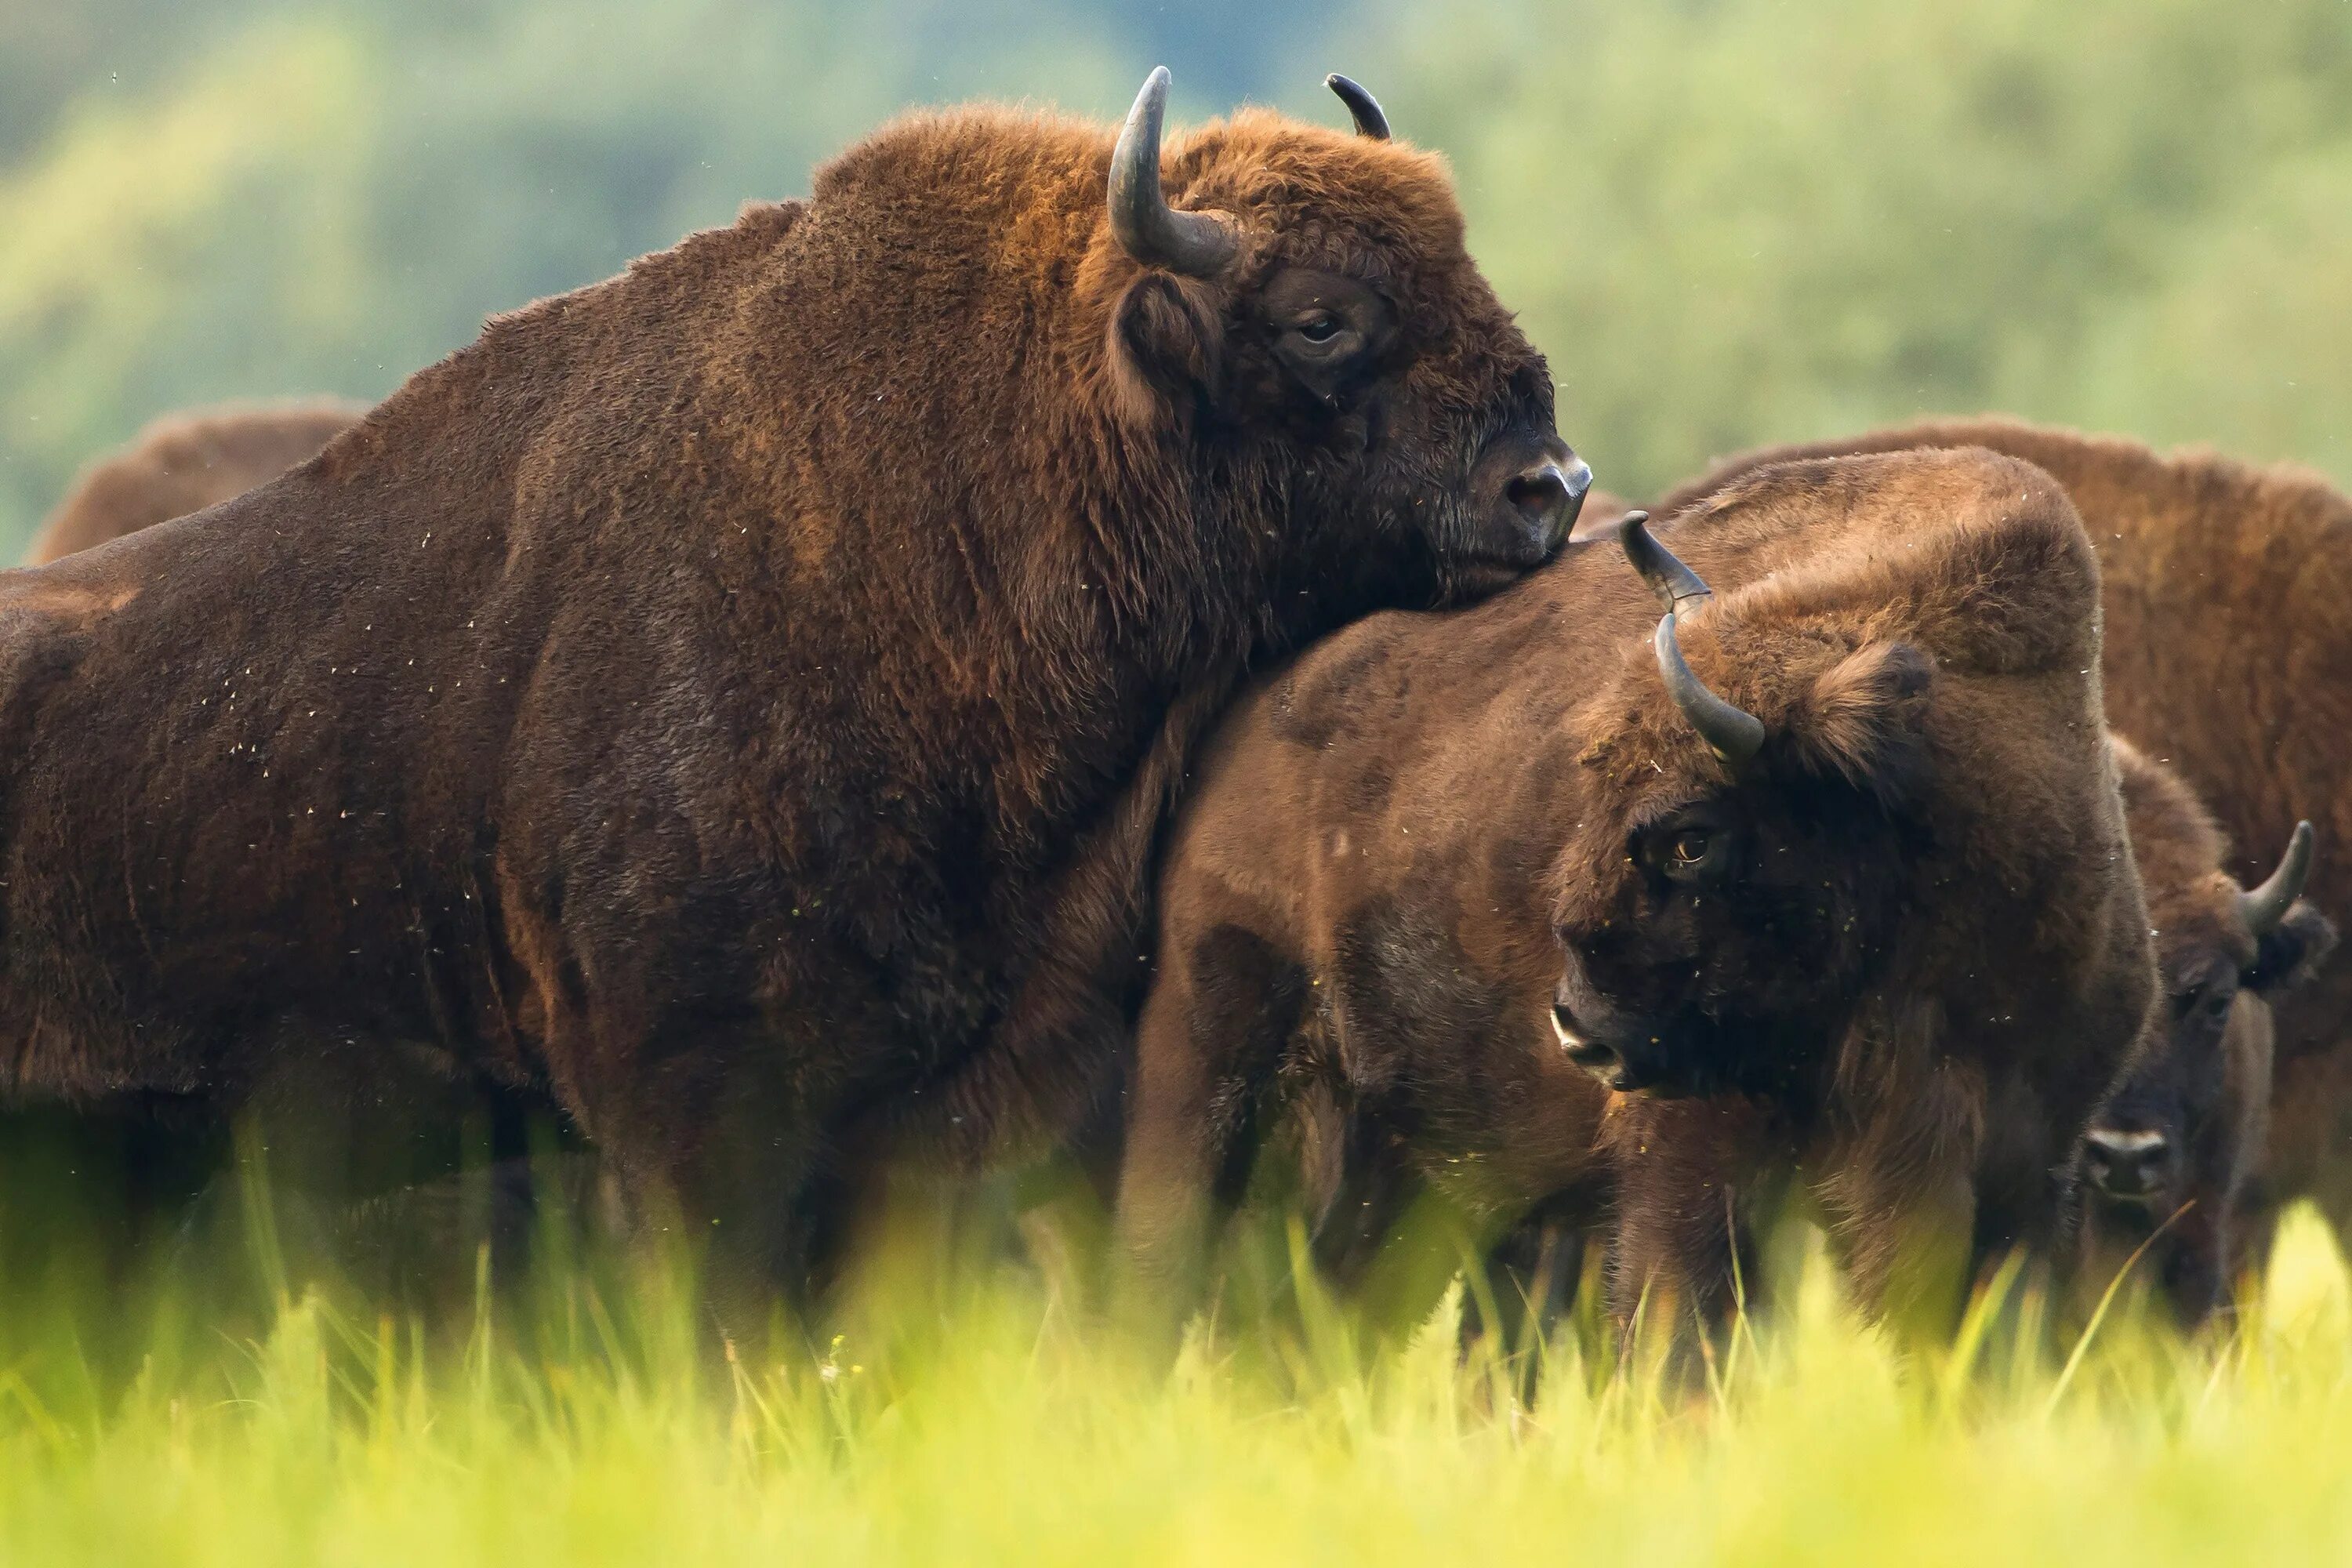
[[27, 401, 364, 564], [2078, 739, 2332, 1324], [0, 71, 1584, 1306], [1657, 419, 2352, 1272], [1116, 450, 2155, 1346]]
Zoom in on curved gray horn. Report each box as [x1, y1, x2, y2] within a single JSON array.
[[1617, 510, 1714, 612], [1325, 74, 1392, 140], [2238, 819, 2317, 936], [1654, 612, 1764, 771], [1110, 67, 1240, 278]]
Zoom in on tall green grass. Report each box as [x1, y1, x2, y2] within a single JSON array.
[[2, 1158, 2350, 1566]]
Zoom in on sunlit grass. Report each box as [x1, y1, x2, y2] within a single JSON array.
[[2, 1175, 2350, 1566]]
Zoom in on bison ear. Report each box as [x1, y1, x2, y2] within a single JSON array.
[[1109, 272, 1225, 424], [2246, 902, 2338, 996], [1792, 641, 1934, 802]]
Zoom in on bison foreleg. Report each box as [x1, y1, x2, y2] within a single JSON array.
[[1114, 923, 1308, 1355]]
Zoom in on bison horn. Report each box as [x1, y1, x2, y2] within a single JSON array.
[[1654, 612, 1765, 771], [1617, 510, 1715, 613], [1325, 74, 1392, 140], [1110, 67, 1241, 278], [2238, 820, 2317, 936]]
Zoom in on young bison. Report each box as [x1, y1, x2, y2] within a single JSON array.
[[1116, 449, 2156, 1345], [0, 72, 1586, 1306], [1657, 419, 2350, 1272], [2077, 739, 2332, 1325], [27, 402, 364, 564]]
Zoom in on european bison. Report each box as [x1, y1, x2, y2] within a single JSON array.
[[2078, 737, 2332, 1323], [27, 402, 365, 564], [1116, 448, 2155, 1345], [1656, 419, 2352, 1267], [0, 71, 1586, 1303]]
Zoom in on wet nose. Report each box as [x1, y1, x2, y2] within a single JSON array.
[[1505, 455, 1592, 549], [2084, 1127, 2175, 1200], [1551, 1000, 1624, 1086]]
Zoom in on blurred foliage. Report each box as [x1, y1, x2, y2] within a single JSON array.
[[1373, 0, 2352, 495], [2, 0, 2350, 546]]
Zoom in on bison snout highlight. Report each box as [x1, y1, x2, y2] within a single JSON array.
[[1463, 435, 1587, 584], [1548, 995, 1628, 1086], [2082, 1125, 2177, 1202], [1549, 973, 1693, 1094]]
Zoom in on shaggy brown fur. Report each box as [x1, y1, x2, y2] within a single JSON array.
[[1657, 419, 2352, 1263], [27, 403, 365, 564], [2079, 739, 2332, 1322], [1117, 449, 2155, 1344], [0, 89, 1581, 1302]]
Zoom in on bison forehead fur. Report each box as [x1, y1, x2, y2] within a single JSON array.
[[0, 92, 1565, 1297]]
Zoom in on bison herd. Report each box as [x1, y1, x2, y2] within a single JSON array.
[[5, 72, 2347, 1358]]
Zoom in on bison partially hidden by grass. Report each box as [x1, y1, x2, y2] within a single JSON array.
[[27, 402, 363, 564], [2077, 738, 2332, 1325], [0, 72, 1586, 1309], [1657, 419, 2351, 1279], [1117, 448, 2155, 1347]]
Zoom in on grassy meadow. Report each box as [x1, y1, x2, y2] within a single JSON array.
[[8, 1, 2352, 1561], [1, 1164, 2349, 1566]]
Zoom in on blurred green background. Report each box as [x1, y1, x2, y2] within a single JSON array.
[[5, 0, 2350, 556]]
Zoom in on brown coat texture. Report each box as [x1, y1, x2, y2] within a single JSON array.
[[1657, 419, 2352, 1263], [2077, 738, 2332, 1323], [1117, 448, 2155, 1343], [27, 403, 365, 564], [0, 91, 1578, 1300]]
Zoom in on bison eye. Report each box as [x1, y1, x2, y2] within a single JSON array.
[[1295, 313, 1342, 343], [1645, 821, 1734, 885], [2174, 980, 2234, 1022]]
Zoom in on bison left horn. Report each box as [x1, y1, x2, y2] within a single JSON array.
[[1325, 74, 1392, 140], [1111, 67, 1242, 278], [1654, 613, 1765, 772], [2238, 820, 2317, 936]]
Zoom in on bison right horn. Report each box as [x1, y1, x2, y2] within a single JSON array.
[[1110, 67, 1242, 278], [2238, 820, 2317, 936], [1325, 74, 1392, 140], [1616, 510, 1714, 613]]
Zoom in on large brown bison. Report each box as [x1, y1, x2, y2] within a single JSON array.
[[2076, 738, 2332, 1324], [1116, 448, 2155, 1344], [26, 402, 365, 564], [1655, 419, 2352, 1265], [0, 71, 1587, 1301]]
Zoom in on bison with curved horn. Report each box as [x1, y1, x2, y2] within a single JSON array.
[[0, 70, 1587, 1308], [2077, 741, 2333, 1325], [1651, 417, 2352, 1280], [1116, 449, 2155, 1350]]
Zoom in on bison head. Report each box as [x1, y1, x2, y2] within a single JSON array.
[[1544, 456, 2155, 1132], [1093, 69, 1587, 610], [1544, 512, 1932, 1098]]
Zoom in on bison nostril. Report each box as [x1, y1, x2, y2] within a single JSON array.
[[1552, 1001, 1621, 1078], [1504, 457, 1592, 540], [2085, 1127, 2172, 1196], [1506, 466, 1568, 521]]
